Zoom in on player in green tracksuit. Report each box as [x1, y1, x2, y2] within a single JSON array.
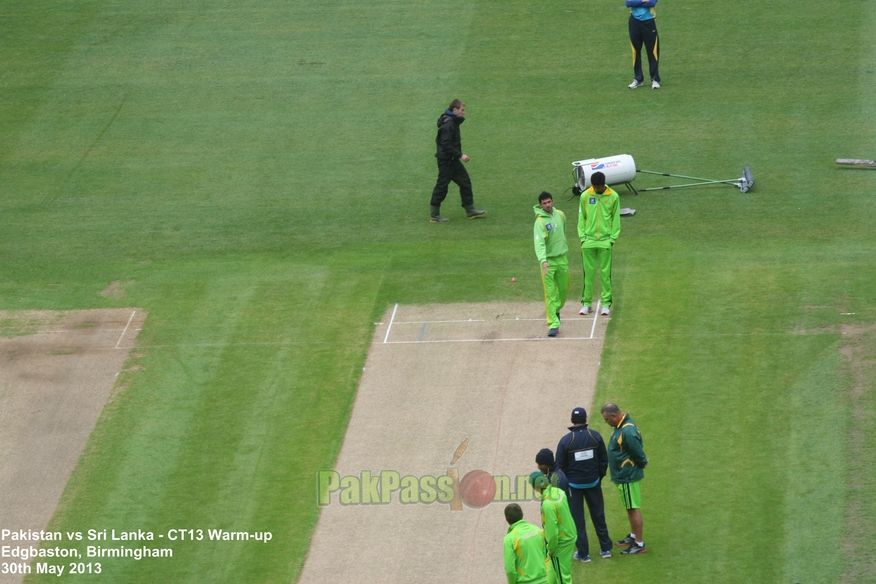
[[601, 403, 649, 554], [577, 172, 621, 317], [533, 192, 569, 337], [503, 504, 549, 584], [530, 472, 576, 584]]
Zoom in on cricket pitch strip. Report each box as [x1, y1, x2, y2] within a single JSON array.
[[0, 309, 145, 583], [298, 301, 608, 583]]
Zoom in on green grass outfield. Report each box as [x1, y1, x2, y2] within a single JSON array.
[[2, 0, 873, 581]]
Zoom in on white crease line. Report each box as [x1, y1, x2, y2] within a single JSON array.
[[22, 328, 128, 335], [590, 301, 600, 339], [394, 317, 594, 324], [393, 318, 487, 324], [385, 336, 596, 345], [114, 310, 137, 349], [383, 303, 398, 344]]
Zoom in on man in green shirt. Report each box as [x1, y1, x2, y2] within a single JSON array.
[[530, 471, 577, 584], [577, 172, 621, 317], [601, 402, 648, 555], [533, 191, 569, 337], [503, 503, 549, 584]]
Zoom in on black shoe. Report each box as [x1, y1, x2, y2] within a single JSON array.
[[616, 535, 635, 547], [547, 328, 558, 337], [620, 542, 646, 555], [464, 206, 487, 218]]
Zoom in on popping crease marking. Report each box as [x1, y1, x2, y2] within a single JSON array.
[[382, 303, 399, 344], [589, 301, 601, 339], [394, 318, 487, 324], [114, 310, 137, 349], [384, 336, 597, 345], [23, 327, 143, 335]]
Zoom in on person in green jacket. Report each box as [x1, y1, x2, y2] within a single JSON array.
[[503, 503, 549, 584], [533, 192, 569, 337], [577, 172, 621, 317], [530, 471, 577, 584], [601, 403, 648, 555]]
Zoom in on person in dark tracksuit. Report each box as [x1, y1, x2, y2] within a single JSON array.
[[626, 0, 661, 89], [429, 99, 486, 223], [555, 406, 612, 562]]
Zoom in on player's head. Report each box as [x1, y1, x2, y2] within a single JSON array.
[[538, 191, 553, 212], [591, 171, 606, 193], [449, 99, 465, 117], [601, 402, 623, 426], [535, 448, 555, 474], [529, 471, 550, 493], [504, 503, 523, 525]]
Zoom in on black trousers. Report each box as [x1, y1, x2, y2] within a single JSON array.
[[568, 486, 612, 555], [430, 157, 474, 208], [629, 16, 660, 83]]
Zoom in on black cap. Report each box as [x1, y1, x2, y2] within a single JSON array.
[[571, 407, 587, 424], [535, 448, 555, 466]]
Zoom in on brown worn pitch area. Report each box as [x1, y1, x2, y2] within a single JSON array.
[[298, 302, 608, 583], [0, 310, 145, 544]]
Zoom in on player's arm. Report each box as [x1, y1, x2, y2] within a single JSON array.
[[623, 427, 648, 467], [596, 434, 608, 478], [610, 195, 621, 244], [577, 197, 587, 241], [543, 503, 559, 555], [556, 436, 568, 473], [503, 537, 518, 583], [436, 122, 460, 159], [534, 221, 548, 265]]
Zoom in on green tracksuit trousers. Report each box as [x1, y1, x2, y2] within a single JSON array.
[[546, 540, 576, 584], [581, 244, 613, 308], [542, 255, 569, 329]]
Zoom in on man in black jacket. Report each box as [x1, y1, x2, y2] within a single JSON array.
[[555, 406, 612, 562], [429, 99, 486, 223]]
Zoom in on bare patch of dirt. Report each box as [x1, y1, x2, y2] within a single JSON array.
[[99, 279, 134, 299]]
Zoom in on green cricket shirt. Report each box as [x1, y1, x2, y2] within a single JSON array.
[[607, 413, 648, 484], [533, 204, 568, 264], [503, 519, 548, 584], [577, 186, 621, 249], [539, 485, 577, 555]]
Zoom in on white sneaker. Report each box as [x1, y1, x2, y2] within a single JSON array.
[[651, 80, 661, 89], [579, 305, 591, 316], [628, 79, 644, 89], [600, 305, 611, 316]]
